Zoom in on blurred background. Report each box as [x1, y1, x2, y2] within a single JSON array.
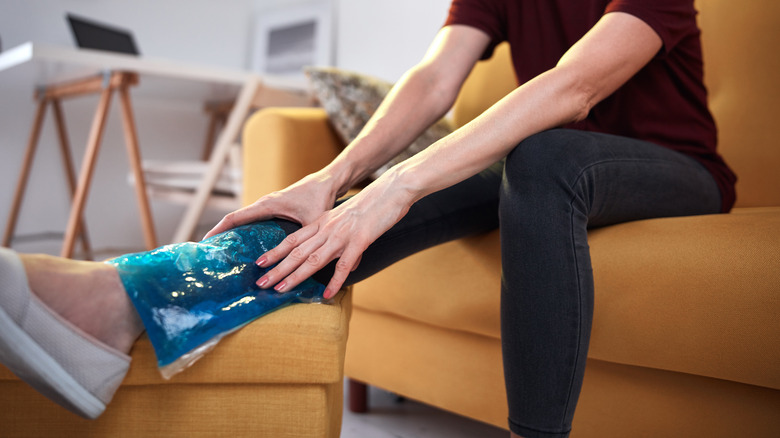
[[0, 0, 450, 257]]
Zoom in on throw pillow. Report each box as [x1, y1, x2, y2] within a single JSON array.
[[304, 66, 453, 179]]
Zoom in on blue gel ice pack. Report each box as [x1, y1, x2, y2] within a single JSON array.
[[107, 221, 325, 378]]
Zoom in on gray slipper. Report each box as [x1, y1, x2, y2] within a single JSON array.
[[0, 247, 130, 419]]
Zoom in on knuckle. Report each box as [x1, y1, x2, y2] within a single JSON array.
[[284, 233, 299, 247], [289, 246, 306, 261], [306, 252, 322, 266], [221, 213, 237, 227], [261, 249, 277, 263], [335, 258, 353, 273]]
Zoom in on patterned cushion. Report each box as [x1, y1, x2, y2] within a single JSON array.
[[305, 66, 452, 179]]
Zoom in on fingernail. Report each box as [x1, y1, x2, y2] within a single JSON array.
[[323, 288, 333, 299], [274, 281, 287, 292], [256, 257, 268, 267], [257, 276, 269, 288]]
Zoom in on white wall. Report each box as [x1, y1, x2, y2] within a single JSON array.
[[0, 0, 451, 257], [336, 0, 451, 82]]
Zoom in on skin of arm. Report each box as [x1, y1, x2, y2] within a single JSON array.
[[323, 25, 492, 194], [203, 25, 486, 239], [256, 12, 664, 299]]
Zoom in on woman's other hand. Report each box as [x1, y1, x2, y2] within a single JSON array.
[[255, 170, 415, 299], [203, 170, 345, 240]]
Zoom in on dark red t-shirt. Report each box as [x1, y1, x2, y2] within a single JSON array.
[[445, 0, 736, 212]]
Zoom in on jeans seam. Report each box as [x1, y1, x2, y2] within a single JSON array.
[[560, 193, 584, 430], [557, 156, 658, 425], [557, 156, 658, 427], [557, 154, 705, 425]]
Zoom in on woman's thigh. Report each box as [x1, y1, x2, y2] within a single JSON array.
[[498, 128, 722, 436], [500, 128, 722, 229]]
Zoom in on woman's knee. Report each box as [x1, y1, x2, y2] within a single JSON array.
[[504, 129, 589, 184], [502, 129, 589, 201]]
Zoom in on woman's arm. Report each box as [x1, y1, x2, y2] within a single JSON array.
[[258, 12, 664, 298], [204, 25, 490, 238], [398, 12, 664, 199], [309, 25, 493, 198]]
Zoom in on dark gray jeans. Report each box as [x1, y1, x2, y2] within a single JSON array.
[[283, 129, 722, 438]]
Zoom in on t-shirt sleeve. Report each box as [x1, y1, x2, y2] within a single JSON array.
[[443, 0, 506, 59], [605, 0, 699, 54]]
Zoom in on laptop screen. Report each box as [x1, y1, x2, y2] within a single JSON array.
[[66, 14, 140, 55]]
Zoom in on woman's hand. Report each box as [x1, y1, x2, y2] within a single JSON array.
[[255, 170, 416, 299], [203, 170, 344, 240]]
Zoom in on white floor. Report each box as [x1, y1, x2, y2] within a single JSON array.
[[340, 382, 508, 438]]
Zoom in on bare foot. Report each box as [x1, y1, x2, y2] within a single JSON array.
[[19, 254, 144, 354]]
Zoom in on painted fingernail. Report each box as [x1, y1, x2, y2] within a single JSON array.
[[256, 257, 268, 267], [323, 288, 333, 299], [274, 281, 287, 292], [257, 276, 269, 288]]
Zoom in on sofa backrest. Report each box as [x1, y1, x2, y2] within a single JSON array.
[[451, 0, 780, 208], [451, 43, 516, 129], [697, 0, 780, 208]]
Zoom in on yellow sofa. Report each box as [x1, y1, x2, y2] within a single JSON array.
[[5, 1, 775, 437], [238, 0, 780, 436], [0, 285, 351, 437]]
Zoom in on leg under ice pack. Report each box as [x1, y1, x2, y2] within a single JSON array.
[[107, 221, 325, 379]]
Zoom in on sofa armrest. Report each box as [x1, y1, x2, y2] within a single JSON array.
[[241, 107, 344, 206]]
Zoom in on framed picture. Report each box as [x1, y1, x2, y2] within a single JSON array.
[[251, 1, 334, 82]]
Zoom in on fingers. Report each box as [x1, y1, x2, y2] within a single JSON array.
[[256, 224, 318, 269], [323, 247, 363, 299], [255, 225, 330, 291], [203, 215, 237, 240], [203, 203, 273, 240], [251, 188, 404, 300], [255, 220, 367, 299]]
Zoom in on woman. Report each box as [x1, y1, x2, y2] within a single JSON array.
[[1, 0, 734, 436], [206, 1, 734, 436]]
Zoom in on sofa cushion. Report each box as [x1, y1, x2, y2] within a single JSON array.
[[353, 208, 780, 390], [588, 207, 780, 390], [304, 66, 452, 178], [353, 228, 502, 339]]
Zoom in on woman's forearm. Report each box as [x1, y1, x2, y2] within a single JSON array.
[[389, 66, 585, 203], [389, 12, 664, 204], [319, 25, 493, 196], [322, 62, 462, 195]]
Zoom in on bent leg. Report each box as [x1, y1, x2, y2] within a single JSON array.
[[0, 160, 503, 413], [499, 129, 721, 437], [108, 160, 502, 375]]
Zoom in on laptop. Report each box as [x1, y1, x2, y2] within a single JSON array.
[[66, 13, 140, 55]]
